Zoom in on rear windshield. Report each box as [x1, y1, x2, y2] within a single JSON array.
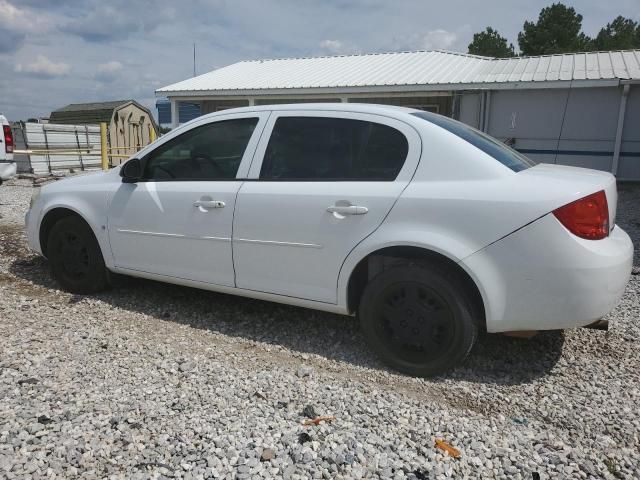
[[411, 111, 535, 172]]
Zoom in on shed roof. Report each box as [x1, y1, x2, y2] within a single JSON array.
[[157, 49, 640, 96], [49, 100, 146, 125]]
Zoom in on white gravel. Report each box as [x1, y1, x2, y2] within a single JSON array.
[[0, 177, 639, 479]]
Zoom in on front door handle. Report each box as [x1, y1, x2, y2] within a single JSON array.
[[194, 199, 225, 212], [327, 205, 368, 216]]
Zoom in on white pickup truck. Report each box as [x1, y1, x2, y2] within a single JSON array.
[[0, 114, 16, 185]]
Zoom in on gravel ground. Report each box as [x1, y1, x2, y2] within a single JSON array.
[[0, 177, 638, 480]]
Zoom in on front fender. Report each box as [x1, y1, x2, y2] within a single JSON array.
[[39, 198, 114, 269]]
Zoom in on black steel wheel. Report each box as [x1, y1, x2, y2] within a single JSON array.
[[47, 216, 108, 294], [359, 263, 479, 377]]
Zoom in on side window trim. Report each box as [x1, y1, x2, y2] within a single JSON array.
[[135, 112, 270, 182], [246, 110, 422, 182]]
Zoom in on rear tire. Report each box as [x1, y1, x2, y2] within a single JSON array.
[[359, 262, 479, 377], [47, 216, 108, 294]]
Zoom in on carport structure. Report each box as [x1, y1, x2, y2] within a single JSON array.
[[157, 49, 640, 180]]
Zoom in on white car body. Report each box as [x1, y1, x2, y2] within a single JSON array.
[[25, 104, 633, 334], [0, 114, 16, 183]]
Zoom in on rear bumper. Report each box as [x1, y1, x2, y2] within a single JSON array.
[[462, 214, 633, 332], [0, 161, 16, 181]]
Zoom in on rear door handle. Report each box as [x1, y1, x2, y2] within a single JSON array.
[[194, 200, 225, 212], [327, 205, 368, 216]]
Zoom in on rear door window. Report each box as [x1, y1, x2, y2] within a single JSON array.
[[412, 111, 535, 172], [259, 116, 409, 181]]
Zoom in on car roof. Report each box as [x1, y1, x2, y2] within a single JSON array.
[[199, 102, 421, 118]]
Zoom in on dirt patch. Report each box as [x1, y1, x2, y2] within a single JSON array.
[[0, 224, 29, 259]]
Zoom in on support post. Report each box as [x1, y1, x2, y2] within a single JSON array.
[[483, 91, 492, 133], [478, 92, 486, 131], [42, 127, 51, 173], [170, 99, 179, 129], [74, 127, 85, 171], [100, 122, 108, 171], [612, 84, 630, 176]]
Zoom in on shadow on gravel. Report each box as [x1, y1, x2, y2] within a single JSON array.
[[10, 255, 564, 386]]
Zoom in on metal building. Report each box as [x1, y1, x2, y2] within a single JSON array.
[[156, 50, 640, 180]]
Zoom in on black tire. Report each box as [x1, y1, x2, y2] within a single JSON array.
[[47, 216, 108, 294], [359, 262, 479, 377]]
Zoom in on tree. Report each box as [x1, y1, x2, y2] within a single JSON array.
[[518, 3, 591, 55], [468, 27, 516, 57], [592, 16, 640, 50]]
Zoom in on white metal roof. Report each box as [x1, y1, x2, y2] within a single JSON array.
[[157, 49, 640, 96]]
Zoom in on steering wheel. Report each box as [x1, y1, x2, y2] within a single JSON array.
[[152, 164, 176, 178], [191, 154, 224, 177]]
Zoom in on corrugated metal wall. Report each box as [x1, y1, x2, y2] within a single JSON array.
[[459, 85, 640, 180], [621, 85, 640, 180]]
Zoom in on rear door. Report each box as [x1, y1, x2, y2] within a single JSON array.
[[232, 110, 421, 303]]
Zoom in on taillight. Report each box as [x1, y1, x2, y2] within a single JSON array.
[[3, 125, 13, 153], [553, 190, 609, 240]]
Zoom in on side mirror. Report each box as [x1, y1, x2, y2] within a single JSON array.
[[120, 158, 142, 183]]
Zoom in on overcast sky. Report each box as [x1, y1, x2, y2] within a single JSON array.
[[1, 0, 638, 120]]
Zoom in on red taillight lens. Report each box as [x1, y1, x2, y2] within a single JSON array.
[[553, 190, 609, 240], [3, 125, 13, 153]]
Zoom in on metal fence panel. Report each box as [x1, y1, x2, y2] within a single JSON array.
[[24, 123, 102, 175]]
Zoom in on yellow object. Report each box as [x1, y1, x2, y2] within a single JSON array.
[[100, 122, 108, 170], [435, 439, 461, 458], [150, 125, 157, 143]]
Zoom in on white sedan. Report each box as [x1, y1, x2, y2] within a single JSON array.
[[25, 104, 633, 376]]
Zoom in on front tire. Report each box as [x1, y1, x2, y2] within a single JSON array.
[[359, 263, 479, 377], [47, 216, 108, 294]]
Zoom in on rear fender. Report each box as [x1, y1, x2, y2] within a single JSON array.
[[337, 226, 478, 310]]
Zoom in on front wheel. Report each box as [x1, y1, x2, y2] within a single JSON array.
[[47, 216, 108, 294], [359, 263, 479, 377]]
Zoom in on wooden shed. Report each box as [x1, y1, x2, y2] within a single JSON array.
[[50, 100, 158, 165]]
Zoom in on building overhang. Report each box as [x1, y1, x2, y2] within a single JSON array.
[[156, 78, 622, 99]]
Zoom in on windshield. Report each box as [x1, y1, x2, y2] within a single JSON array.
[[411, 111, 535, 172]]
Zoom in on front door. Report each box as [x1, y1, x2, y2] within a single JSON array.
[[233, 111, 421, 303], [108, 113, 268, 286]]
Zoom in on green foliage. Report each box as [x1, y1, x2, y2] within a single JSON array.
[[592, 16, 640, 51], [467, 3, 640, 58], [517, 3, 591, 55], [468, 27, 516, 58]]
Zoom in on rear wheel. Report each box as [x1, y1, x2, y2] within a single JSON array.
[[47, 216, 108, 294], [359, 263, 479, 377]]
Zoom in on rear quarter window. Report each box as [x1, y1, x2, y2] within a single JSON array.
[[411, 111, 535, 172]]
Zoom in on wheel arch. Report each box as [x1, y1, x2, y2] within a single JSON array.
[[343, 244, 487, 329], [39, 206, 98, 258]]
